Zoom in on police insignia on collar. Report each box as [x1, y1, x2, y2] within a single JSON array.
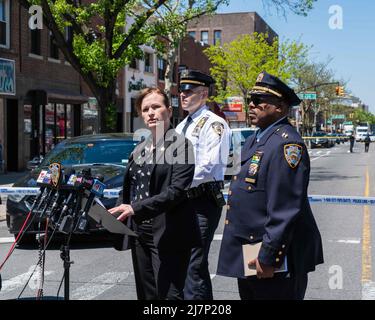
[[192, 116, 209, 137], [211, 122, 224, 137], [284, 144, 302, 168]]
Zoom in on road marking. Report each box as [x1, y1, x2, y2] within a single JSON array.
[[71, 272, 133, 300], [336, 239, 361, 244], [0, 267, 54, 293], [362, 167, 372, 299], [0, 237, 15, 244], [310, 150, 331, 162]]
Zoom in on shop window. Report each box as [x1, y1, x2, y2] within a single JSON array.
[[0, 0, 9, 47], [82, 99, 99, 135]]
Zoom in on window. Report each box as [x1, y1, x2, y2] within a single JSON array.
[[188, 31, 196, 39], [214, 30, 222, 45], [50, 31, 59, 59], [65, 26, 73, 43], [0, 0, 9, 47], [144, 52, 153, 73], [200, 31, 208, 45], [30, 29, 41, 55], [129, 58, 138, 69], [157, 58, 166, 81]]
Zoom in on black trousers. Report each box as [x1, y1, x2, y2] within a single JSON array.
[[184, 197, 222, 300], [365, 143, 370, 152], [237, 273, 308, 300], [131, 231, 191, 300]]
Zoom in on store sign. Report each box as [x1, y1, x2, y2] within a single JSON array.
[[0, 58, 16, 95], [222, 97, 244, 112]]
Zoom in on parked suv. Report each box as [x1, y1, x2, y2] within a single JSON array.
[[6, 133, 139, 244]]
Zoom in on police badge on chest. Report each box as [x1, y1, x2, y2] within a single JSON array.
[[245, 151, 263, 184]]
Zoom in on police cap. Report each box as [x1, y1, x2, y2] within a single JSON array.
[[249, 71, 301, 107], [179, 69, 214, 91]]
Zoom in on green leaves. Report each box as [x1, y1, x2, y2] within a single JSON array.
[[205, 33, 308, 103]]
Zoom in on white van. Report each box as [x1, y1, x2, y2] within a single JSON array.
[[355, 126, 369, 142]]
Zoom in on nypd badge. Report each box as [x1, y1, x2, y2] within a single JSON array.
[[211, 122, 224, 137], [284, 144, 303, 168]]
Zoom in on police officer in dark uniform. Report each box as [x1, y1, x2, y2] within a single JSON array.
[[217, 71, 324, 300]]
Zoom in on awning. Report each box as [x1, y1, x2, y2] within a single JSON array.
[[26, 89, 89, 105]]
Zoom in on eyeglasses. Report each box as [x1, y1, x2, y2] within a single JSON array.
[[247, 95, 280, 107]]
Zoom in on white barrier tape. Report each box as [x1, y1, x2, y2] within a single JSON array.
[[223, 193, 375, 206], [1, 188, 375, 205], [0, 187, 121, 198]]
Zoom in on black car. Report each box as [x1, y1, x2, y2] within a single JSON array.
[[310, 131, 331, 149], [6, 133, 139, 244]]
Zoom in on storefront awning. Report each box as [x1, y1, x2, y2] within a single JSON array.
[[26, 89, 89, 105]]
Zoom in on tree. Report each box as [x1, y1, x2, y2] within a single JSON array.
[[204, 33, 309, 104], [291, 58, 344, 134], [20, 0, 170, 132], [151, 0, 228, 100]]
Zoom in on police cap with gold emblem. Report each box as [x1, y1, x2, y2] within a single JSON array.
[[179, 69, 214, 91], [249, 71, 301, 107]]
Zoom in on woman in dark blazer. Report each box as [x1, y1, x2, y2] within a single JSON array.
[[109, 87, 200, 300]]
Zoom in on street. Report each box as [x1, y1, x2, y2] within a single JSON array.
[[0, 141, 374, 300]]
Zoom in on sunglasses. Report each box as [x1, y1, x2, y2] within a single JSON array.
[[247, 95, 281, 106]]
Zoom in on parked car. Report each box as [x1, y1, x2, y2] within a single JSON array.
[[6, 133, 140, 245], [369, 134, 375, 142], [310, 131, 332, 148]]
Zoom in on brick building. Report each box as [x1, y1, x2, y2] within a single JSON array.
[[0, 1, 124, 171], [187, 12, 277, 46]]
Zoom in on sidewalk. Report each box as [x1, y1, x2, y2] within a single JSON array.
[[0, 171, 29, 222]]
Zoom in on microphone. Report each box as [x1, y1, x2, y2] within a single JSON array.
[[76, 175, 105, 232]]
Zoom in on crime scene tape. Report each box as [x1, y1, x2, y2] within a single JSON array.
[[1, 187, 375, 206]]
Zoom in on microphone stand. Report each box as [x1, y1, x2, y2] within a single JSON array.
[[59, 188, 83, 301]]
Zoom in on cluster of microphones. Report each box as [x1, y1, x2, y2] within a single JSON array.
[[30, 162, 106, 236]]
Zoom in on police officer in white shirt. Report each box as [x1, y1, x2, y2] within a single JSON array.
[[176, 69, 231, 300]]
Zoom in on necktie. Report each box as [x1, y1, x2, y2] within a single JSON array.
[[182, 116, 193, 135]]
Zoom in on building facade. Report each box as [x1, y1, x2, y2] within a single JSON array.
[[0, 1, 108, 171]]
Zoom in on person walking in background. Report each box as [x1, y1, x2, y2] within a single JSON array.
[[349, 133, 355, 153], [176, 69, 231, 300], [109, 87, 200, 300], [364, 134, 371, 153]]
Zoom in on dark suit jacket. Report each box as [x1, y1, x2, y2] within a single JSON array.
[[114, 129, 201, 252], [217, 118, 324, 278]]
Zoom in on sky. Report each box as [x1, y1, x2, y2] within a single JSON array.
[[217, 0, 375, 114]]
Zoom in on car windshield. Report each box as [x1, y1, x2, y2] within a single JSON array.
[[313, 132, 325, 137], [40, 140, 138, 166]]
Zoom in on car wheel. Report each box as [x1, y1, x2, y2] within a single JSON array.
[[15, 233, 37, 246]]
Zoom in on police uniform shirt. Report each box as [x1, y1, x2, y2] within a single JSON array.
[[176, 105, 231, 188]]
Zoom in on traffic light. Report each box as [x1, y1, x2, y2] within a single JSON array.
[[335, 86, 345, 96]]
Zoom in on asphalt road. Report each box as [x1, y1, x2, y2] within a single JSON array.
[[0, 141, 374, 300]]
